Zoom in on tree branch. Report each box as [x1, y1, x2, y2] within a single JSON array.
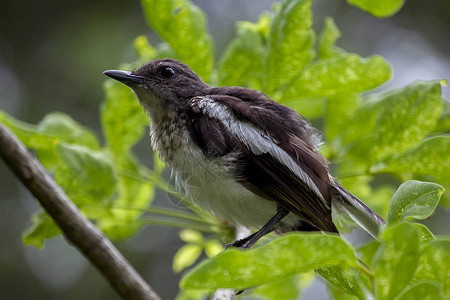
[[0, 123, 160, 300]]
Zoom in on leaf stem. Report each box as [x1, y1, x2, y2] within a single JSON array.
[[118, 169, 216, 221], [137, 218, 217, 233], [355, 260, 374, 278], [107, 204, 218, 225]]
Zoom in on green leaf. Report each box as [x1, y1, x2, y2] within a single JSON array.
[[175, 289, 208, 300], [338, 94, 389, 149], [96, 154, 154, 240], [251, 274, 312, 300], [54, 143, 117, 206], [180, 233, 356, 290], [0, 112, 58, 168], [396, 281, 441, 300], [134, 35, 157, 62], [377, 136, 450, 182], [140, 0, 214, 81], [318, 17, 347, 60], [328, 285, 359, 300], [317, 266, 371, 299], [413, 239, 450, 299], [22, 211, 61, 249], [22, 143, 119, 247], [373, 222, 420, 300], [173, 244, 203, 273], [101, 80, 148, 156], [349, 81, 444, 165], [218, 19, 266, 89], [325, 95, 359, 144], [387, 180, 444, 225], [36, 112, 100, 150], [179, 229, 203, 244], [434, 100, 450, 133], [410, 223, 435, 244], [266, 0, 315, 94], [347, 0, 405, 18], [0, 111, 101, 169], [100, 79, 154, 240], [281, 55, 391, 100], [357, 240, 380, 268], [204, 240, 223, 258], [283, 97, 326, 120]]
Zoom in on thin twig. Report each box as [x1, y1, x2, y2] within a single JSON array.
[[0, 123, 160, 300]]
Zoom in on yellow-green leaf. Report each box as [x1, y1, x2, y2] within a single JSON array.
[[347, 0, 405, 18], [180, 233, 356, 290]]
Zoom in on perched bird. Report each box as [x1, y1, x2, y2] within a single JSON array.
[[104, 58, 385, 249]]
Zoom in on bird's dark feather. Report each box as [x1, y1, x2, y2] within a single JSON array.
[[239, 152, 337, 232], [185, 93, 337, 232]]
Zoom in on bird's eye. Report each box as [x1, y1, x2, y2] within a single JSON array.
[[159, 66, 176, 78]]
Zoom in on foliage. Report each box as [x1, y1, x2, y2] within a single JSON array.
[[0, 0, 448, 298]]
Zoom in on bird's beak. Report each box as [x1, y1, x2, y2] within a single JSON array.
[[103, 70, 147, 86]]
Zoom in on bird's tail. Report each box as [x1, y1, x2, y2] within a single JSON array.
[[330, 181, 386, 238]]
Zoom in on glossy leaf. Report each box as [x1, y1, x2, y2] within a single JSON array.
[[100, 80, 154, 240], [101, 80, 148, 156], [387, 180, 444, 225], [173, 244, 203, 273], [179, 229, 203, 244], [0, 111, 101, 169], [37, 112, 100, 150], [218, 19, 266, 89], [347, 0, 405, 18], [23, 143, 118, 247], [348, 81, 444, 165], [411, 223, 435, 244], [377, 136, 450, 182], [281, 55, 391, 100], [318, 17, 347, 60], [204, 240, 223, 258], [357, 240, 380, 268], [338, 94, 389, 148], [413, 239, 450, 299], [180, 233, 356, 290], [328, 285, 359, 300], [373, 222, 420, 300], [396, 281, 441, 300], [282, 97, 326, 120], [266, 0, 315, 93], [325, 95, 359, 144], [317, 266, 371, 299], [56, 144, 116, 202], [434, 100, 450, 133], [251, 274, 311, 300], [140, 0, 214, 81]]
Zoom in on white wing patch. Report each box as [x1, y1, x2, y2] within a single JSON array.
[[189, 96, 328, 206]]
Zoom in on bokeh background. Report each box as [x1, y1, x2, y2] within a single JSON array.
[[1, 0, 449, 299]]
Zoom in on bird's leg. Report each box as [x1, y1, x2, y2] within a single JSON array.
[[225, 207, 289, 250]]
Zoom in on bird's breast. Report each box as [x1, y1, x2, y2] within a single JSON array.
[[169, 143, 300, 229]]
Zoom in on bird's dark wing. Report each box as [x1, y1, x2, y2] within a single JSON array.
[[185, 95, 336, 232], [185, 98, 235, 157]]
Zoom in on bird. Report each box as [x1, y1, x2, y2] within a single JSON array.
[[104, 58, 385, 249]]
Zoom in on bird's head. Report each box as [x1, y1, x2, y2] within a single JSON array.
[[104, 58, 210, 113]]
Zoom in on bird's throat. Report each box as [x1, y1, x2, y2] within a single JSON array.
[[148, 108, 190, 164]]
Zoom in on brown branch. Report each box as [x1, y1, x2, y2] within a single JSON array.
[[0, 123, 160, 300]]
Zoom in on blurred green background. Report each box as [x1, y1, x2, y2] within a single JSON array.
[[0, 0, 449, 299]]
